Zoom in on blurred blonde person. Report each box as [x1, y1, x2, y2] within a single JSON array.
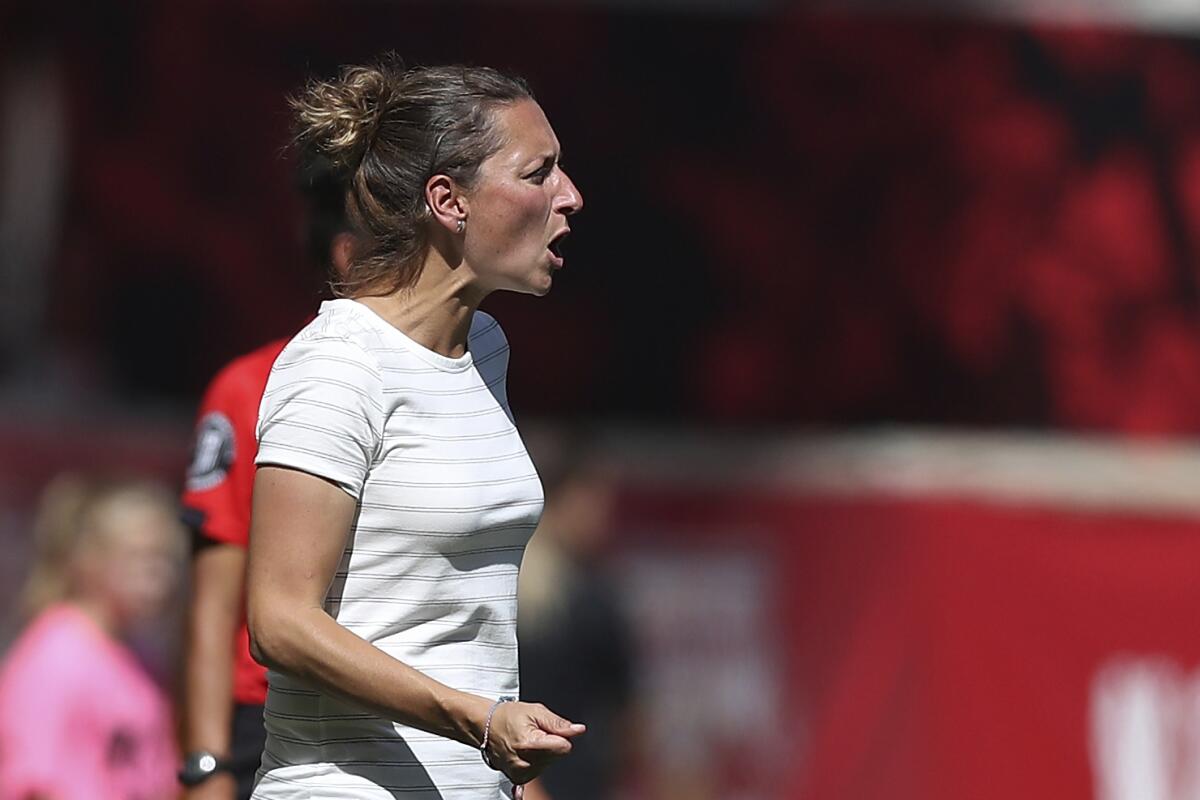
[[0, 476, 185, 800]]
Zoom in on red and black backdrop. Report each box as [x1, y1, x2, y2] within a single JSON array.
[[8, 4, 1200, 432]]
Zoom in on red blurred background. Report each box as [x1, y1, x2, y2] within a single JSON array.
[[5, 2, 1200, 799], [11, 4, 1200, 428]]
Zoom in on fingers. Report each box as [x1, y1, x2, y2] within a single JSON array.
[[529, 705, 587, 738], [502, 753, 543, 787], [516, 729, 574, 758], [514, 708, 587, 763], [488, 701, 587, 785]]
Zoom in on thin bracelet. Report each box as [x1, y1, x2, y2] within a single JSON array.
[[480, 695, 516, 768]]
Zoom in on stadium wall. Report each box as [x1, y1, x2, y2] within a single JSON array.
[[3, 422, 1198, 798]]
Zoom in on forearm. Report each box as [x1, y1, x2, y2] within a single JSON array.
[[249, 603, 491, 747], [183, 544, 244, 755], [183, 616, 236, 753]]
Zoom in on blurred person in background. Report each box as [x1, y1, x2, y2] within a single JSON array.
[[178, 153, 353, 799], [246, 56, 584, 799], [0, 475, 185, 800], [518, 435, 637, 800]]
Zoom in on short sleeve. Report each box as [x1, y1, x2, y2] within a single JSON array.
[[181, 362, 260, 547], [256, 334, 383, 499]]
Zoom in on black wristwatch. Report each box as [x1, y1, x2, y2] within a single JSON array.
[[179, 751, 232, 786]]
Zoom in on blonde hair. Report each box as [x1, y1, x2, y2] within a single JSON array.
[[19, 474, 182, 618]]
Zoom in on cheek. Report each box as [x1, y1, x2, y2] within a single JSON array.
[[107, 551, 177, 610], [479, 185, 547, 247]]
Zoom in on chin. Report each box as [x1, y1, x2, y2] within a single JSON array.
[[497, 281, 552, 298], [493, 262, 555, 297], [518, 268, 554, 297]]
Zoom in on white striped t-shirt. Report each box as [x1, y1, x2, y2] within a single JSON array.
[[252, 298, 542, 800]]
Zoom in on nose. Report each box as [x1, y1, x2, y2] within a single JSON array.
[[556, 168, 583, 216]]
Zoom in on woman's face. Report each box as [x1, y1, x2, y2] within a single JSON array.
[[80, 496, 183, 629], [462, 99, 583, 296]]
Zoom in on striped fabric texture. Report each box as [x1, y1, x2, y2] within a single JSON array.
[[252, 299, 542, 799]]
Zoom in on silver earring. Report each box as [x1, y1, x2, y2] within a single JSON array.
[[456, 219, 465, 234]]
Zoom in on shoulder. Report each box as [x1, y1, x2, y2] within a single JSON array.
[[0, 609, 94, 691], [469, 310, 509, 364], [202, 338, 289, 407], [282, 301, 384, 366], [271, 303, 385, 386], [243, 337, 290, 375], [188, 339, 289, 492], [259, 303, 388, 435], [469, 310, 505, 342]]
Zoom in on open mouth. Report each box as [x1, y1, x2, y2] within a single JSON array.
[[547, 229, 570, 266]]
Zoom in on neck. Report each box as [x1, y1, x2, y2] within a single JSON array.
[[68, 596, 119, 638], [355, 251, 487, 358]]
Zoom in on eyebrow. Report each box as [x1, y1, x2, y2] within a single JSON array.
[[528, 151, 563, 172]]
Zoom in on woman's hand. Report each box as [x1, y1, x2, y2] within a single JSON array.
[[483, 702, 585, 785]]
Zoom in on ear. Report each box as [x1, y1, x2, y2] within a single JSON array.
[[425, 174, 467, 233], [329, 232, 356, 279]]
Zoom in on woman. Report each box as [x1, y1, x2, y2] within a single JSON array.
[[247, 57, 585, 800], [0, 475, 185, 800]]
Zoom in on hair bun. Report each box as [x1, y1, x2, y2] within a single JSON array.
[[291, 57, 403, 168]]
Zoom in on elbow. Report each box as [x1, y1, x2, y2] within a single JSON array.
[[246, 608, 277, 670], [247, 619, 273, 670], [247, 595, 299, 672]]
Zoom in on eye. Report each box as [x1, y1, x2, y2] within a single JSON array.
[[524, 155, 558, 185], [526, 165, 552, 185]]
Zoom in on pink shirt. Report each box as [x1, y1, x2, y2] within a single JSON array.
[[0, 605, 178, 800]]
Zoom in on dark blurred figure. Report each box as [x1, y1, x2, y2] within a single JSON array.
[[0, 475, 185, 799], [519, 435, 637, 800], [178, 152, 352, 800]]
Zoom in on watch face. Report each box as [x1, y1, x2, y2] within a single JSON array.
[[179, 752, 222, 786]]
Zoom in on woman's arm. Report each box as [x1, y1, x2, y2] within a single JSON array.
[[181, 543, 244, 799], [246, 466, 584, 784]]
